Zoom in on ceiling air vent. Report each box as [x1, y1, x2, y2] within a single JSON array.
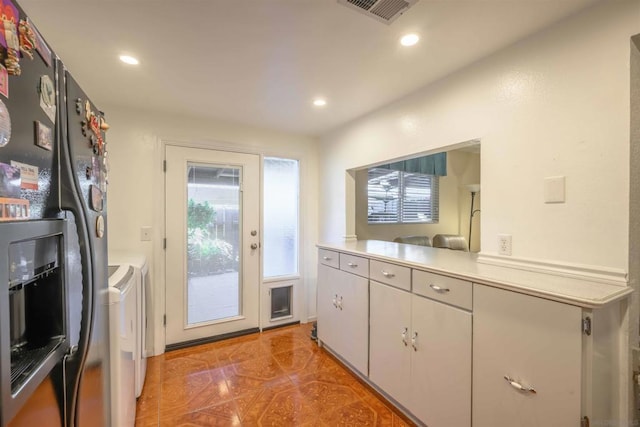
[[338, 0, 418, 24]]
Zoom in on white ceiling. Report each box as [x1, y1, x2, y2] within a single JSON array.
[[20, 0, 599, 137]]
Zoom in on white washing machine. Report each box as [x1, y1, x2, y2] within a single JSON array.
[[109, 252, 148, 397], [107, 264, 137, 427]]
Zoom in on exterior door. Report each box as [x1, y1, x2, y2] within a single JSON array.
[[165, 145, 260, 346]]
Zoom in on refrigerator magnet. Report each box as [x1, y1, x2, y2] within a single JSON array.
[[39, 75, 56, 123], [31, 21, 51, 67], [18, 19, 36, 60], [89, 184, 103, 212], [0, 162, 20, 197], [0, 64, 8, 98], [0, 98, 11, 147], [34, 120, 52, 151], [96, 215, 104, 238], [10, 161, 37, 190]]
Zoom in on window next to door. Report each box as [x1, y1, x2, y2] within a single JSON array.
[[263, 157, 300, 279]]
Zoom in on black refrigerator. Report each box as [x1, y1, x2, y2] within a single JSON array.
[[0, 1, 110, 426]]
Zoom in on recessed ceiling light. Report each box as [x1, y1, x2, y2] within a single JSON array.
[[119, 55, 139, 65], [313, 98, 327, 107], [400, 33, 420, 47]]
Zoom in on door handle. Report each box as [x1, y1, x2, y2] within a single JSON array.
[[504, 376, 537, 394], [250, 243, 258, 250], [411, 332, 418, 351], [332, 294, 338, 308], [401, 327, 408, 346]]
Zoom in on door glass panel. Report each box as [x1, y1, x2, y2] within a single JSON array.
[[186, 163, 241, 325], [263, 157, 299, 277]]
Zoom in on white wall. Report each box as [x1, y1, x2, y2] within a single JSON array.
[[319, 1, 638, 274], [103, 107, 319, 353]]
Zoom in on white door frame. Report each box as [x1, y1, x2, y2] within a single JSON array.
[[164, 145, 260, 345], [151, 138, 307, 355]]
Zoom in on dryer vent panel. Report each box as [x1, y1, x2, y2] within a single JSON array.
[[338, 0, 418, 24]]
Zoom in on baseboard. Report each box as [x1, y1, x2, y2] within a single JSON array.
[[165, 327, 260, 352], [477, 253, 628, 287], [262, 321, 300, 331]]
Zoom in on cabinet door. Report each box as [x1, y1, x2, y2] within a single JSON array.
[[410, 295, 471, 427], [369, 281, 411, 405], [473, 285, 582, 427], [338, 270, 369, 375], [317, 264, 340, 351]]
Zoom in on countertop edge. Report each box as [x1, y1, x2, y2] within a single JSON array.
[[317, 241, 632, 308]]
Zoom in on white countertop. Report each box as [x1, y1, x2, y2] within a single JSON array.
[[317, 240, 632, 308]]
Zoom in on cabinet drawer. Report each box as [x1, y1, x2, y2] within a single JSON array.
[[318, 249, 339, 268], [370, 260, 411, 291], [413, 270, 472, 310], [340, 253, 369, 278]]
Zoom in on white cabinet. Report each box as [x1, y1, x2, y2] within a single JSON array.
[[317, 264, 369, 375], [410, 294, 471, 426], [473, 284, 582, 427], [369, 281, 412, 404], [369, 280, 471, 426]]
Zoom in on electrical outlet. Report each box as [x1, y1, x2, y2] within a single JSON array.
[[498, 234, 512, 256], [141, 226, 153, 241]]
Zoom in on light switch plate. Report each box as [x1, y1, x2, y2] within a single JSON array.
[[141, 226, 152, 241], [544, 176, 565, 203]]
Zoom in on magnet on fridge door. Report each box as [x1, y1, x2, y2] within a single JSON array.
[[18, 19, 35, 60], [30, 20, 51, 67], [0, 64, 8, 98], [89, 184, 103, 212], [34, 120, 52, 151], [39, 75, 56, 123], [96, 215, 104, 238], [0, 98, 11, 147], [0, 161, 19, 197]]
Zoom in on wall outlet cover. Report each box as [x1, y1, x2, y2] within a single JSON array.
[[498, 234, 512, 256]]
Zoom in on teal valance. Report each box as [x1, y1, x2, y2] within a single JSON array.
[[380, 152, 447, 176]]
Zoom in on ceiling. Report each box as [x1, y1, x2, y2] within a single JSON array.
[[20, 0, 599, 137]]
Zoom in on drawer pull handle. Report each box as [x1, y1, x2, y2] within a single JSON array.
[[411, 332, 418, 351], [429, 284, 450, 293], [401, 327, 408, 346], [504, 376, 536, 394], [347, 262, 358, 268], [323, 256, 332, 261], [338, 296, 343, 310], [332, 294, 338, 308], [381, 270, 395, 278]]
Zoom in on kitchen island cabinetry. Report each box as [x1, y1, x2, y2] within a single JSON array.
[[317, 251, 369, 375], [369, 280, 471, 426], [316, 240, 630, 427], [473, 284, 582, 427]]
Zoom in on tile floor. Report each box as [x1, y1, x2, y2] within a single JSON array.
[[136, 323, 413, 426]]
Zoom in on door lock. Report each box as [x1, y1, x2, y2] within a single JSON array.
[[250, 230, 257, 236], [250, 243, 258, 250]]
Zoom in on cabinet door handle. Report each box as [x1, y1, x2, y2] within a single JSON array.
[[323, 256, 332, 261], [504, 376, 537, 394], [401, 327, 408, 346], [347, 262, 358, 268], [338, 296, 343, 310], [332, 294, 338, 308], [381, 270, 395, 278], [429, 284, 450, 293], [411, 332, 418, 351]]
